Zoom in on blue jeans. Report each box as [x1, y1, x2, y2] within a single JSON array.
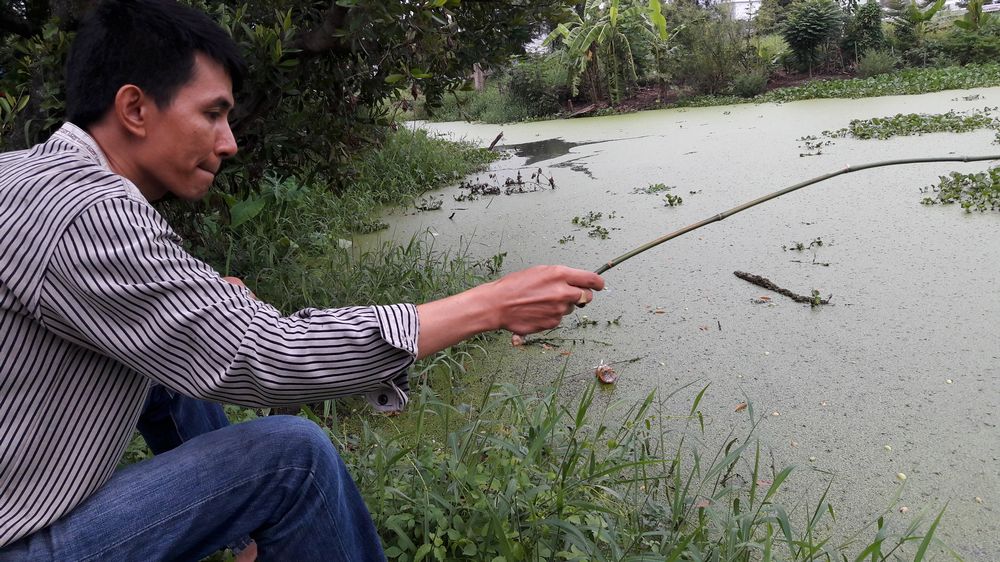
[[0, 387, 386, 561]]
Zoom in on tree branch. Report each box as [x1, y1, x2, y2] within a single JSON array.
[[287, 0, 351, 56]]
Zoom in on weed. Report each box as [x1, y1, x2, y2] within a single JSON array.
[[824, 108, 1000, 140], [632, 183, 675, 194], [558, 235, 575, 244], [571, 211, 614, 239], [921, 167, 1000, 212], [663, 193, 684, 207], [346, 376, 948, 560], [572, 211, 604, 227]]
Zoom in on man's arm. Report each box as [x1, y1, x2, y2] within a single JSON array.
[[415, 266, 604, 359]]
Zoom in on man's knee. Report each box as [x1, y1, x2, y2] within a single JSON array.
[[244, 415, 341, 467]]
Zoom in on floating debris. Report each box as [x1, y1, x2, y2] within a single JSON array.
[[595, 363, 618, 384], [896, 472, 907, 481], [735, 402, 748, 413], [899, 506, 909, 514]]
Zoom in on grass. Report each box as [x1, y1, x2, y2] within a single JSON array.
[[345, 374, 948, 560]]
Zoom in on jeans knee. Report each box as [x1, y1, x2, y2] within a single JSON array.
[[249, 416, 342, 468]]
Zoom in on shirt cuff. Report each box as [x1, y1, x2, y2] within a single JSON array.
[[365, 304, 419, 413], [365, 370, 410, 413]]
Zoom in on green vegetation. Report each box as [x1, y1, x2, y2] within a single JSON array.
[[571, 211, 615, 239], [162, 128, 498, 314], [922, 167, 1000, 212], [855, 50, 898, 79], [824, 108, 1000, 140], [782, 0, 843, 75], [632, 182, 675, 194], [352, 379, 944, 560]]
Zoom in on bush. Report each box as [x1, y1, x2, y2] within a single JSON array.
[[855, 49, 898, 78], [931, 29, 1000, 64], [668, 6, 751, 95], [501, 56, 566, 117], [752, 33, 792, 69], [731, 68, 770, 97]]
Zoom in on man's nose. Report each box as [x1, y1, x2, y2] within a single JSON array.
[[217, 122, 238, 159]]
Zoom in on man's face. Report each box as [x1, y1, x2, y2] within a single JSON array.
[[139, 53, 237, 201]]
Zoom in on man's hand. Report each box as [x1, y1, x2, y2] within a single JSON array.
[[222, 276, 256, 299], [416, 265, 604, 358]]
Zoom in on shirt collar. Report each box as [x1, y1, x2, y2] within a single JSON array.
[[52, 122, 148, 202], [52, 122, 111, 170]]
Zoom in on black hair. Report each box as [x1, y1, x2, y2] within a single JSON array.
[[65, 0, 246, 130]]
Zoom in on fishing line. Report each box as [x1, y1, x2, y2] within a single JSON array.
[[595, 154, 1000, 274]]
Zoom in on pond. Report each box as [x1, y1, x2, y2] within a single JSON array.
[[377, 89, 1000, 558]]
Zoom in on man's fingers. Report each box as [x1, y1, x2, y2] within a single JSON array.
[[561, 267, 605, 292]]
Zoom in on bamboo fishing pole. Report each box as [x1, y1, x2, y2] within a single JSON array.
[[594, 154, 1000, 275]]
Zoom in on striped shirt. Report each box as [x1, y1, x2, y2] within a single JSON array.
[[0, 123, 418, 547]]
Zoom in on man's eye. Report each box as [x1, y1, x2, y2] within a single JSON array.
[[206, 111, 222, 120]]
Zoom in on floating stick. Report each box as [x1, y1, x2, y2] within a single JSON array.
[[595, 154, 1000, 274]]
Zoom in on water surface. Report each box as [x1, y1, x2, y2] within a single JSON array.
[[389, 90, 1000, 557]]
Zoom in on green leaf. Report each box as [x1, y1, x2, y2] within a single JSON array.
[[385, 74, 407, 84], [414, 543, 433, 562], [228, 197, 267, 227], [649, 0, 668, 40]]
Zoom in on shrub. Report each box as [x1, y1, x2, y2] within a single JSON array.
[[752, 33, 792, 69], [669, 6, 751, 95], [931, 29, 1000, 65], [855, 49, 898, 78], [731, 68, 770, 97]]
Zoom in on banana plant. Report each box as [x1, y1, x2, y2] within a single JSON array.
[[954, 0, 998, 32], [544, 0, 670, 104], [892, 0, 946, 40]]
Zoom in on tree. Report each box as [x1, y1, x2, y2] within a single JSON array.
[[781, 0, 844, 75], [544, 0, 669, 104], [889, 0, 946, 55], [842, 0, 886, 62], [954, 0, 998, 31]]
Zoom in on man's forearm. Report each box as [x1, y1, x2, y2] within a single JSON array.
[[416, 265, 604, 359]]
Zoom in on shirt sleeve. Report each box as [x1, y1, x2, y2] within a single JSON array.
[[36, 197, 418, 410]]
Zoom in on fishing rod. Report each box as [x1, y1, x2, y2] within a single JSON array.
[[594, 154, 1000, 275]]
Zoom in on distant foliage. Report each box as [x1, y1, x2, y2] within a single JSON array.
[[668, 4, 757, 95], [842, 0, 887, 62], [781, 0, 844, 73], [731, 68, 770, 97], [855, 49, 898, 78]]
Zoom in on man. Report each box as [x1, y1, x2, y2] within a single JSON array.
[[0, 0, 603, 560]]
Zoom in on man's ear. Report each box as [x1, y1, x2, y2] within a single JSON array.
[[113, 84, 150, 139]]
